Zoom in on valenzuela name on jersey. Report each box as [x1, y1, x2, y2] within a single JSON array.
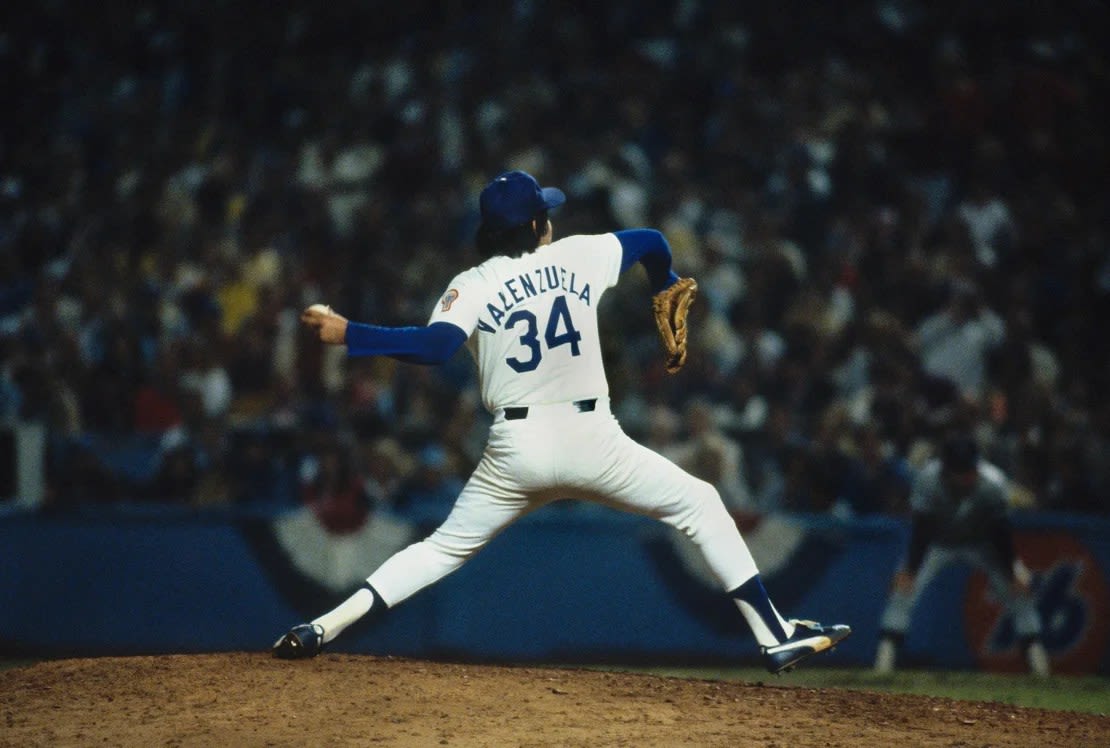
[[476, 264, 592, 332]]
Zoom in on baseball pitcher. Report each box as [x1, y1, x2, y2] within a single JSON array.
[[273, 170, 850, 673], [874, 434, 1050, 675]]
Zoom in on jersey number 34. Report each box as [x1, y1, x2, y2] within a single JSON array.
[[505, 295, 582, 372]]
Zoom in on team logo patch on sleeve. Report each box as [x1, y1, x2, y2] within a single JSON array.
[[441, 288, 459, 311]]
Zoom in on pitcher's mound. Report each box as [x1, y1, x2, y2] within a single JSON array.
[[2, 653, 1106, 747]]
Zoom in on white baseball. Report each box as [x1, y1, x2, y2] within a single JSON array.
[[306, 303, 333, 315]]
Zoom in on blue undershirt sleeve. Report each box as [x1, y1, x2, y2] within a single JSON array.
[[344, 320, 468, 364], [615, 229, 680, 293]]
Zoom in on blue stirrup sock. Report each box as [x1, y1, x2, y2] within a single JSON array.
[[729, 574, 796, 647]]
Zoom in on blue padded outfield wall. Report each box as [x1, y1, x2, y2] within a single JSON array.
[[1, 504, 1107, 675]]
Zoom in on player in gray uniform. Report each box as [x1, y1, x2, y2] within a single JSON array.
[[874, 434, 1049, 675], [272, 170, 850, 673]]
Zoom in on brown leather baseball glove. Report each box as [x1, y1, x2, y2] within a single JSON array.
[[651, 277, 697, 374]]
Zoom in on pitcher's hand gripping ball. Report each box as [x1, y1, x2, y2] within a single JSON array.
[[652, 277, 697, 374], [301, 303, 349, 345]]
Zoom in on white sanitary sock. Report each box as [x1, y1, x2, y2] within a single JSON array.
[[312, 587, 375, 644]]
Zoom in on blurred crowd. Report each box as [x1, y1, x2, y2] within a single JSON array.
[[2, 0, 1108, 523]]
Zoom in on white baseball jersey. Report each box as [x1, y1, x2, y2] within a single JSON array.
[[428, 233, 623, 412]]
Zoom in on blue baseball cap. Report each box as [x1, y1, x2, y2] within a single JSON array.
[[479, 170, 565, 229]]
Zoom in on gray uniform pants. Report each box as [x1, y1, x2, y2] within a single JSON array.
[[880, 545, 1042, 640]]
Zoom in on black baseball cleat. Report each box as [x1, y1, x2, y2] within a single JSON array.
[[761, 619, 852, 674], [272, 623, 325, 660]]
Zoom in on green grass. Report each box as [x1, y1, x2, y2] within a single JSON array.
[[0, 659, 38, 672], [593, 666, 1110, 716]]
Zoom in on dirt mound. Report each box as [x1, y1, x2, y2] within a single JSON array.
[[2, 654, 1105, 747]]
